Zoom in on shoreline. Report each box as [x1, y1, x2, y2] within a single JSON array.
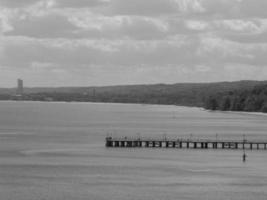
[[0, 99, 201, 108], [1, 99, 267, 116], [203, 108, 267, 116]]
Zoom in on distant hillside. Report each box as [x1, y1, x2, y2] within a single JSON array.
[[1, 80, 267, 112]]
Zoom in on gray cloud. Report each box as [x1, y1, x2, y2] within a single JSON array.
[[0, 0, 38, 8], [53, 0, 109, 8], [201, 0, 267, 18], [5, 14, 78, 38], [2, 35, 267, 69], [109, 0, 178, 16], [108, 0, 205, 16], [239, 0, 267, 18]]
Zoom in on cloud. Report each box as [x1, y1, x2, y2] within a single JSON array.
[[0, 8, 14, 33], [53, 0, 109, 8], [185, 20, 209, 31], [216, 19, 267, 34], [1, 0, 267, 86], [196, 36, 254, 63], [3, 32, 267, 71], [109, 0, 205, 16], [4, 7, 171, 40], [0, 36, 189, 68], [69, 15, 170, 40], [239, 0, 267, 18], [0, 0, 39, 8], [183, 18, 267, 43], [223, 64, 266, 81], [201, 0, 267, 18], [5, 14, 78, 38], [216, 19, 267, 43]]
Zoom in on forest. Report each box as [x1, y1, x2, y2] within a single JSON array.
[[204, 83, 267, 113]]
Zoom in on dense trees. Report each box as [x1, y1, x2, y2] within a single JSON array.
[[204, 84, 267, 112]]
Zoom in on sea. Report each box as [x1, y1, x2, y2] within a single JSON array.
[[0, 101, 267, 200]]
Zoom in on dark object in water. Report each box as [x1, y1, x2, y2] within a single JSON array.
[[243, 153, 247, 162]]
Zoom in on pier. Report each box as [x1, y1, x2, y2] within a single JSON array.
[[105, 136, 267, 150]]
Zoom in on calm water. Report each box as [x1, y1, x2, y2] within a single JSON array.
[[0, 101, 267, 200]]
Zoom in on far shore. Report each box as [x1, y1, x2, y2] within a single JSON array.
[[1, 99, 267, 116], [0, 99, 200, 108]]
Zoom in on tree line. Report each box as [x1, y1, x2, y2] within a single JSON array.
[[204, 84, 267, 112], [1, 80, 267, 113]]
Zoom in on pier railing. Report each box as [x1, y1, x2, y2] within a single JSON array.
[[105, 136, 267, 150]]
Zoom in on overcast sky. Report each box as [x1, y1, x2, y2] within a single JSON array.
[[0, 0, 267, 87]]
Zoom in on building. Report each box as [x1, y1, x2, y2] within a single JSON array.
[[17, 79, 23, 95]]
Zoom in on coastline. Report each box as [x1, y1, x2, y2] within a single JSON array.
[[203, 108, 267, 116], [0, 99, 199, 107], [220, 110, 267, 116], [1, 100, 267, 116]]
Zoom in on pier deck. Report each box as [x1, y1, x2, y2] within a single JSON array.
[[105, 137, 267, 150]]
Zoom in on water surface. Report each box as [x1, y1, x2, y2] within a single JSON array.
[[0, 101, 267, 200]]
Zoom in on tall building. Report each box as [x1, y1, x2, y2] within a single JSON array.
[[17, 79, 23, 95]]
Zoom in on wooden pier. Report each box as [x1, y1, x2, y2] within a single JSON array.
[[105, 137, 267, 150]]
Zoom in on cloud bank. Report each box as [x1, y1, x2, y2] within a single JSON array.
[[0, 0, 267, 86]]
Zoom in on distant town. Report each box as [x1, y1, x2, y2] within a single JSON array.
[[0, 79, 267, 113], [10, 79, 55, 101]]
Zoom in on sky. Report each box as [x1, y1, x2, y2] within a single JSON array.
[[0, 0, 267, 87]]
